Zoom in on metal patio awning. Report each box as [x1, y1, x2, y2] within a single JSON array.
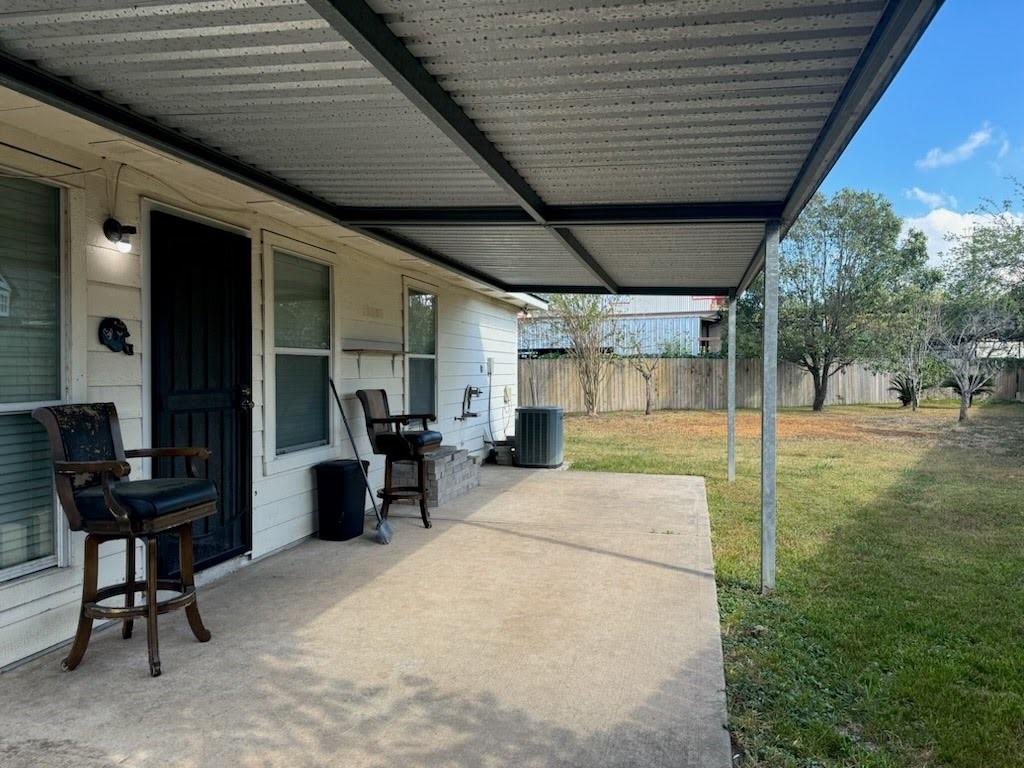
[[0, 0, 941, 295]]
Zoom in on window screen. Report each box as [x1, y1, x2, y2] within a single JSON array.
[[406, 287, 437, 415], [273, 250, 330, 454]]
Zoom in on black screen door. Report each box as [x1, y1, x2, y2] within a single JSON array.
[[150, 210, 252, 575]]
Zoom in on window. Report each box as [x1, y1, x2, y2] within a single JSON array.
[[0, 177, 62, 578], [273, 250, 330, 455], [405, 285, 437, 416]]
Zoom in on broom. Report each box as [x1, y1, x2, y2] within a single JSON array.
[[329, 378, 393, 545]]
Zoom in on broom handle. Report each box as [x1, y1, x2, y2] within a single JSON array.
[[329, 378, 383, 525]]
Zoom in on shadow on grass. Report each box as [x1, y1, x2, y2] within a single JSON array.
[[720, 405, 1024, 767]]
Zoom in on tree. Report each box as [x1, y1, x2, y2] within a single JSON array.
[[720, 281, 765, 359], [946, 180, 1024, 336], [778, 189, 925, 411], [934, 301, 1013, 421], [545, 295, 621, 416], [624, 331, 660, 416], [936, 211, 1020, 422], [869, 230, 944, 410]]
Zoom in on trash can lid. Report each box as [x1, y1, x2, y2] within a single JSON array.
[[314, 458, 363, 469]]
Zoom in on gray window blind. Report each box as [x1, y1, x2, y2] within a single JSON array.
[[0, 177, 60, 573], [0, 414, 54, 569], [275, 356, 329, 454], [0, 178, 61, 404], [408, 357, 436, 416], [273, 250, 330, 454]]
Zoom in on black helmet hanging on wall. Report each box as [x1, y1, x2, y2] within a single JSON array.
[[98, 316, 134, 355]]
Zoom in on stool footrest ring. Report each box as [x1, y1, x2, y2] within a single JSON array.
[[85, 580, 196, 620]]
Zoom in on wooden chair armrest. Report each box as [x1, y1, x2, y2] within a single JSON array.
[[54, 460, 131, 478], [54, 461, 133, 532], [125, 447, 212, 460], [370, 416, 410, 425], [125, 447, 211, 478], [401, 412, 435, 429]]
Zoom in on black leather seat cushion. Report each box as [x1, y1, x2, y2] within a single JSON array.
[[75, 478, 217, 521], [374, 430, 443, 458], [404, 430, 443, 448]]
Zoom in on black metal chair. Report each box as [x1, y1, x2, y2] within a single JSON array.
[[355, 389, 442, 528], [33, 403, 216, 677]]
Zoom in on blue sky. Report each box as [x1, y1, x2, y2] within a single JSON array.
[[818, 0, 1024, 262]]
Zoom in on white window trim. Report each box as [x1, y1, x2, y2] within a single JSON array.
[[403, 277, 439, 417], [0, 180, 78, 583], [262, 232, 337, 475]]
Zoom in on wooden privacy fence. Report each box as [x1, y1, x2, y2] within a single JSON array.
[[519, 358, 1024, 413]]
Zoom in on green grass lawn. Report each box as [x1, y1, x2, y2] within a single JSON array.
[[564, 401, 1024, 768]]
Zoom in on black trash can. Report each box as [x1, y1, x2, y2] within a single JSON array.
[[314, 459, 368, 541]]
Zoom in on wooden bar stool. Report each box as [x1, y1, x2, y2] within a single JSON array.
[[33, 403, 217, 677], [355, 389, 442, 528]]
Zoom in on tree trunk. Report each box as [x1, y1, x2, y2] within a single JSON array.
[[811, 368, 828, 411], [959, 391, 970, 422], [644, 377, 653, 416]]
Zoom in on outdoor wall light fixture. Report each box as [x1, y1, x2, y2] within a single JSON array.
[[103, 217, 136, 253]]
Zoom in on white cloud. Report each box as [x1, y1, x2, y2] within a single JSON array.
[[904, 186, 957, 210], [916, 124, 993, 169], [999, 138, 1011, 158], [902, 207, 1023, 265]]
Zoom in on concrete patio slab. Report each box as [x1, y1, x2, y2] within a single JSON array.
[[0, 468, 730, 768]]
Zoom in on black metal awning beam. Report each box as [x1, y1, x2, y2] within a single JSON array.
[[508, 285, 736, 296], [333, 202, 783, 227]]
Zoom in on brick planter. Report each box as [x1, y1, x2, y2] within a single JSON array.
[[392, 445, 480, 508]]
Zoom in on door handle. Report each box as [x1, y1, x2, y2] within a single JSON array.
[[239, 386, 255, 411]]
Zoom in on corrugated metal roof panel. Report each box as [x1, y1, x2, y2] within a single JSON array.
[[374, 0, 885, 204], [0, 0, 511, 206], [572, 224, 765, 289], [382, 226, 603, 287]]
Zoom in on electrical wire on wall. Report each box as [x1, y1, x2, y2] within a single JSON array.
[[0, 166, 101, 181], [486, 368, 495, 445], [0, 139, 252, 217], [484, 366, 514, 446], [120, 163, 251, 215]]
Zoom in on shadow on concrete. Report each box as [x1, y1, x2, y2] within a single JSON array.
[[0, 469, 730, 768]]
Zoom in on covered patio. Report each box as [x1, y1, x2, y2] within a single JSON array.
[[0, 3, 942, 766], [0, 0, 942, 593], [0, 468, 729, 768]]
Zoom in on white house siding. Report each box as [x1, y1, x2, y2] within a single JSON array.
[[0, 123, 519, 668]]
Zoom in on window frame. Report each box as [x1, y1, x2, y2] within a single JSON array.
[[262, 232, 337, 474], [0, 177, 72, 583], [403, 278, 439, 418]]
